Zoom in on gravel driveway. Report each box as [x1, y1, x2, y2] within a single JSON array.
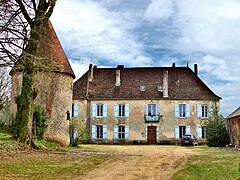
[[81, 145, 197, 180]]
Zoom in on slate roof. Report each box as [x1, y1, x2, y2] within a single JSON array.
[[227, 107, 240, 119], [73, 65, 221, 100]]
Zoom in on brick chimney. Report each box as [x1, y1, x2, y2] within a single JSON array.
[[115, 65, 123, 86], [194, 64, 198, 76], [163, 70, 168, 98], [88, 64, 94, 82]]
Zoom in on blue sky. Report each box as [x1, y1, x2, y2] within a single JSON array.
[[51, 0, 240, 117]]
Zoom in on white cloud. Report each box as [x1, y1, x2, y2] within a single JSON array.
[[144, 0, 175, 22], [175, 1, 240, 54], [51, 0, 240, 117], [51, 0, 150, 68]]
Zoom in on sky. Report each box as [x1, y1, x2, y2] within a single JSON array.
[[50, 0, 240, 117]]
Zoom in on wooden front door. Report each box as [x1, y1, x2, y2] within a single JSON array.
[[147, 126, 157, 144]]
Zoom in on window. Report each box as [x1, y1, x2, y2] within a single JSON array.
[[92, 104, 107, 117], [148, 104, 157, 116], [114, 104, 129, 117], [119, 104, 125, 117], [114, 125, 129, 140], [175, 104, 190, 118], [202, 126, 207, 139], [96, 125, 103, 139], [92, 125, 107, 140], [118, 126, 125, 139], [179, 104, 186, 118], [72, 103, 78, 117], [197, 104, 209, 118], [97, 104, 103, 117], [175, 125, 190, 139], [145, 104, 159, 121], [179, 126, 186, 138]]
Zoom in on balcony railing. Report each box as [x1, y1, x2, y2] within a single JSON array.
[[145, 115, 159, 122]]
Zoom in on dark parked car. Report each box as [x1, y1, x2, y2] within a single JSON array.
[[181, 134, 198, 146]]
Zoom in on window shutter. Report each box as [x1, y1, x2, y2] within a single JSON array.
[[103, 104, 107, 117], [175, 104, 179, 118], [197, 104, 202, 118], [92, 125, 96, 140], [125, 126, 129, 140], [175, 126, 179, 139], [145, 104, 149, 115], [114, 104, 118, 117], [92, 104, 96, 117], [186, 104, 190, 118], [145, 104, 150, 121], [197, 126, 202, 139], [156, 104, 159, 115], [125, 104, 129, 117], [186, 126, 190, 134], [103, 125, 107, 139], [114, 126, 118, 139], [73, 103, 78, 117]]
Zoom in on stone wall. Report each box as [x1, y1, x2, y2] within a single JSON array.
[[73, 99, 218, 143], [229, 116, 240, 147], [11, 71, 73, 147]]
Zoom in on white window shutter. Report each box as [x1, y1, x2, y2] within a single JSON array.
[[103, 125, 107, 139], [125, 126, 129, 140], [145, 104, 149, 121], [92, 104, 96, 117], [73, 103, 78, 117], [114, 126, 118, 139], [146, 104, 149, 115], [156, 104, 159, 115], [186, 126, 190, 134], [92, 125, 96, 140], [175, 104, 179, 118], [114, 104, 118, 117], [197, 126, 202, 139], [175, 126, 179, 139], [103, 104, 107, 117], [186, 104, 190, 118], [197, 104, 202, 118], [125, 104, 129, 117]]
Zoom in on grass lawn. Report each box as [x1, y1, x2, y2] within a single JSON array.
[[174, 146, 240, 180], [0, 130, 116, 179]]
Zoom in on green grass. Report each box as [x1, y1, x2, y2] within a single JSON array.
[[0, 129, 116, 179], [0, 153, 112, 179], [174, 146, 240, 180]]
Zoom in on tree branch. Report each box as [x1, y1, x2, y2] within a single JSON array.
[[15, 0, 33, 27]]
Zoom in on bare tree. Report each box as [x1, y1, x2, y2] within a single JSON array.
[[0, 0, 56, 146], [0, 66, 11, 110]]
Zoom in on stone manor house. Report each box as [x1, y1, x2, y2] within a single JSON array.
[[73, 64, 221, 144], [10, 21, 221, 145]]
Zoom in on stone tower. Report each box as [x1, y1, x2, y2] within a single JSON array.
[[10, 21, 75, 147]]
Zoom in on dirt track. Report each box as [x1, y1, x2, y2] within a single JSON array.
[[81, 145, 197, 180]]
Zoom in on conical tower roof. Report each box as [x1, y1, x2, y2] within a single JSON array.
[[36, 20, 75, 78], [11, 20, 75, 79]]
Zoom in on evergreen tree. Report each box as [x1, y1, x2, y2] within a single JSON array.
[[206, 109, 229, 147]]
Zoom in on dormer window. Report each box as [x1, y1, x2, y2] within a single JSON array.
[[140, 85, 146, 91]]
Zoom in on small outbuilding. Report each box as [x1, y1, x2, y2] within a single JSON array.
[[227, 107, 240, 147]]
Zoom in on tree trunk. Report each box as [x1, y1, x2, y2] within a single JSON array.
[[15, 70, 35, 144]]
